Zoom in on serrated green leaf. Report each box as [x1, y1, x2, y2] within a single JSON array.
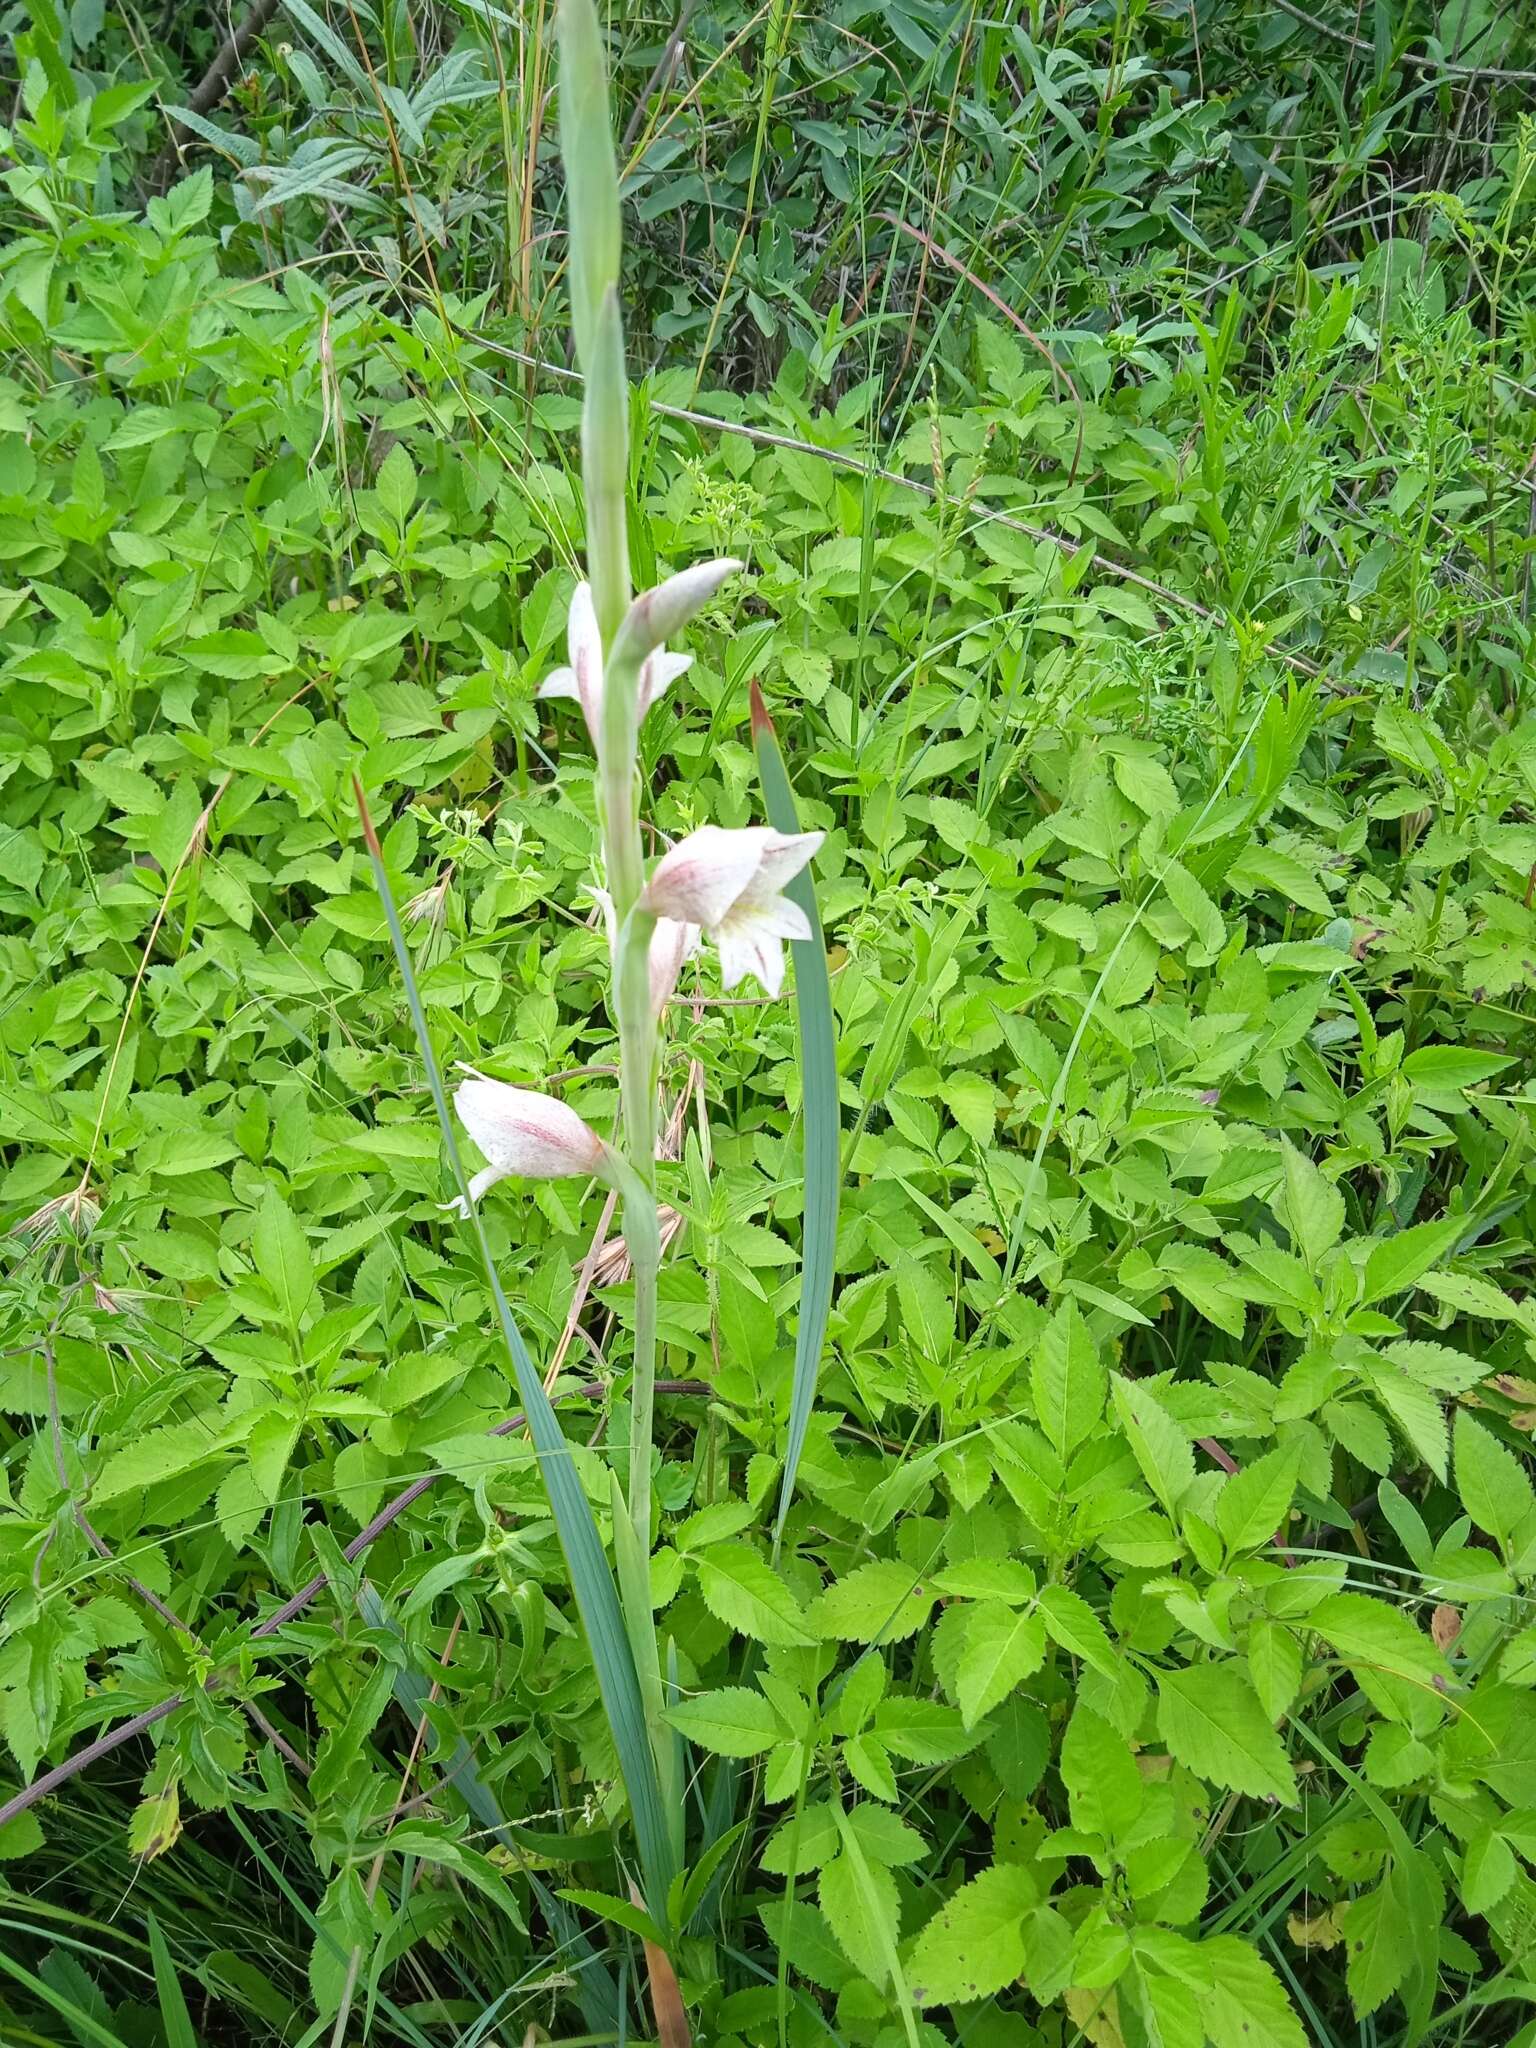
[[664, 1686, 781, 1757], [695, 1546, 815, 1646], [1112, 1375, 1195, 1514], [1156, 1662, 1297, 1805], [819, 1846, 899, 1989], [1061, 1703, 1143, 1840], [1455, 1410, 1536, 1552], [1031, 1301, 1105, 1457], [1216, 1443, 1299, 1554], [955, 1603, 1046, 1729], [1037, 1583, 1119, 1677], [908, 1860, 1038, 2007], [811, 1560, 935, 1644]]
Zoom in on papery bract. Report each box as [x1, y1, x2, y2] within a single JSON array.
[[447, 1070, 611, 1215], [639, 824, 823, 998]]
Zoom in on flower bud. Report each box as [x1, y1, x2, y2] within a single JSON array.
[[621, 558, 742, 655], [539, 582, 698, 746], [446, 1071, 611, 1215]]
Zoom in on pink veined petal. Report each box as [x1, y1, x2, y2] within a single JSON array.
[[567, 581, 601, 671], [641, 824, 774, 929], [567, 582, 604, 744], [744, 892, 812, 943], [750, 828, 825, 896], [649, 916, 700, 1013], [715, 923, 786, 998], [454, 1077, 604, 1180], [538, 664, 579, 702], [638, 648, 692, 718]]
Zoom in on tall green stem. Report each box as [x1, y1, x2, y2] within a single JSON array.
[[558, 0, 660, 1597], [615, 907, 661, 1552]]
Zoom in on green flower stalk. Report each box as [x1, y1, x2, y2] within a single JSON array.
[[448, 0, 821, 1878]]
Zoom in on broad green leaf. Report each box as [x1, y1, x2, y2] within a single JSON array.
[[955, 1603, 1046, 1729], [1216, 1444, 1299, 1554], [1342, 1881, 1410, 2018], [247, 1411, 301, 1505], [759, 1804, 840, 1875], [1037, 1584, 1120, 1677], [1455, 1411, 1536, 1552], [1112, 1374, 1195, 1514], [819, 1847, 899, 1990], [845, 1803, 926, 1867], [894, 1257, 953, 1363], [1309, 1594, 1449, 1702], [1276, 1141, 1344, 1270], [811, 1560, 935, 1644], [251, 1189, 316, 1329], [1246, 1617, 1303, 1721], [872, 1696, 978, 1763], [1461, 1827, 1516, 1914], [1361, 1217, 1463, 1305], [1162, 858, 1225, 956], [942, 1071, 998, 1145], [1156, 1662, 1297, 1805], [93, 1412, 228, 1504], [1399, 1046, 1510, 1092], [664, 1687, 780, 1757], [908, 1860, 1038, 2007], [1061, 1704, 1143, 1840], [1031, 1301, 1105, 1457], [1368, 1368, 1448, 1480], [696, 1546, 815, 1646], [1196, 1936, 1308, 2048]]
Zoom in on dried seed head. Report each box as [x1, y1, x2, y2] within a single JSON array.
[[17, 1184, 101, 1244], [591, 1203, 684, 1286], [404, 872, 452, 928]]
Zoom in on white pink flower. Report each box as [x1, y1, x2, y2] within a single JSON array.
[[446, 1070, 610, 1215], [591, 886, 700, 1016], [537, 581, 693, 747], [639, 825, 823, 998]]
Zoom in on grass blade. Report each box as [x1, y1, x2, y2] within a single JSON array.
[[357, 1585, 623, 2040], [353, 779, 677, 1924], [146, 1915, 197, 2048], [749, 683, 840, 1552]]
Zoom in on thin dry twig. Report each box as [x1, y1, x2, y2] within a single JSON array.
[[880, 211, 1088, 489], [151, 0, 284, 183], [1266, 0, 1536, 79]]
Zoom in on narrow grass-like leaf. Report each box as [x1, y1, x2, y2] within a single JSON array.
[[555, 0, 621, 373], [357, 1584, 621, 2040], [353, 779, 676, 1924], [146, 1915, 196, 2048], [0, 1946, 129, 2048], [750, 682, 839, 1552]]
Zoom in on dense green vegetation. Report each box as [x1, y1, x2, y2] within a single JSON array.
[[3, 0, 1536, 2042]]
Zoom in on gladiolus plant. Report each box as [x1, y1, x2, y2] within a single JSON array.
[[419, 0, 833, 1947]]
